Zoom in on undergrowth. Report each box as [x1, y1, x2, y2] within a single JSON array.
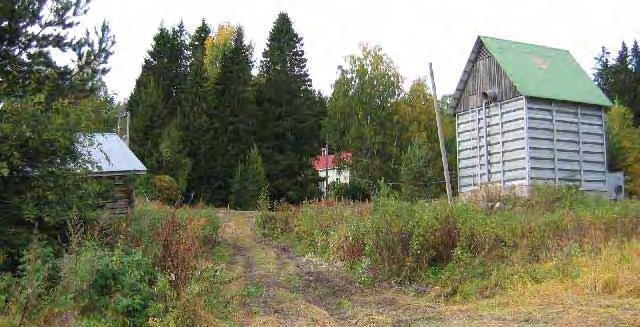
[[0, 201, 231, 326], [257, 185, 640, 301]]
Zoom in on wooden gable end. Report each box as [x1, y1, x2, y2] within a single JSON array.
[[456, 44, 520, 112]]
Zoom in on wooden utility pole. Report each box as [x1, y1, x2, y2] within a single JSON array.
[[429, 63, 453, 204]]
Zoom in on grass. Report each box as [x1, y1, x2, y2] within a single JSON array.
[[257, 186, 640, 303], [242, 282, 265, 298], [4, 187, 639, 325]]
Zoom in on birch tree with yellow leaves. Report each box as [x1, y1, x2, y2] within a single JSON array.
[[607, 104, 640, 196]]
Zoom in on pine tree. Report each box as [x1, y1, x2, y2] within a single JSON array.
[[230, 145, 268, 210], [256, 12, 324, 203], [0, 0, 114, 100]]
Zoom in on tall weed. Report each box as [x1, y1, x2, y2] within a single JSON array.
[[260, 186, 640, 300], [0, 200, 223, 325]]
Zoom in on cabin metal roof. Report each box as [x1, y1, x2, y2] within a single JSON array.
[[79, 133, 147, 176], [452, 36, 612, 110]]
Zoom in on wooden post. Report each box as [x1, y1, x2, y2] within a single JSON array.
[[429, 63, 453, 204], [125, 111, 130, 147]]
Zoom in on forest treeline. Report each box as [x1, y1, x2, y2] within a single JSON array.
[[127, 15, 456, 207], [128, 16, 325, 205]]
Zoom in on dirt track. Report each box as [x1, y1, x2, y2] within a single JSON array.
[[216, 211, 640, 327]]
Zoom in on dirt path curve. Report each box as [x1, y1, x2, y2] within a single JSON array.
[[216, 210, 441, 327]]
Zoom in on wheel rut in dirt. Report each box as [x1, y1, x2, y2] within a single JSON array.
[[219, 210, 439, 326]]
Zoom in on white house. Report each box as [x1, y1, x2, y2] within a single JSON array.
[[312, 148, 352, 195]]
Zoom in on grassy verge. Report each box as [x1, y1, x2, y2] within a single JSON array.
[[257, 186, 640, 302], [0, 201, 236, 326]]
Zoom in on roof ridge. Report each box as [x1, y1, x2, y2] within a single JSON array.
[[87, 132, 118, 136], [479, 35, 570, 53]]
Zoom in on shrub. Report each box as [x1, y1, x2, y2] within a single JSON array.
[[256, 203, 296, 239], [329, 179, 371, 202], [136, 174, 181, 204], [0, 97, 109, 271], [0, 201, 223, 325]]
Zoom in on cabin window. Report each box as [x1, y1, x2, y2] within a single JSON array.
[[114, 175, 124, 185]]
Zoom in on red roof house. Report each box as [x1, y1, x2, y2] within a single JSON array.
[[312, 151, 352, 171]]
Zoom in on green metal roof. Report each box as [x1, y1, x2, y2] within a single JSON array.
[[479, 36, 612, 107]]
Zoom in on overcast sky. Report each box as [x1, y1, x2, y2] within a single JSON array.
[[81, 0, 640, 101]]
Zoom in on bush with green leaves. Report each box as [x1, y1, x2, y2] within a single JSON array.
[[135, 174, 181, 204], [1, 0, 116, 271], [0, 97, 114, 271]]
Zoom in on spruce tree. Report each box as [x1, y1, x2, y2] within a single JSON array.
[[630, 40, 640, 125], [129, 76, 165, 171], [230, 145, 267, 210], [594, 47, 612, 96], [181, 20, 215, 199], [256, 12, 324, 203], [594, 42, 640, 126], [630, 41, 640, 73], [128, 23, 189, 177], [204, 27, 256, 204], [612, 42, 634, 106]]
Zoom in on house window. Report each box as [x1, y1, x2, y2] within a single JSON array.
[[114, 175, 124, 185]]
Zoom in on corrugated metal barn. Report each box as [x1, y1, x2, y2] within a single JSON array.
[[452, 36, 613, 194]]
